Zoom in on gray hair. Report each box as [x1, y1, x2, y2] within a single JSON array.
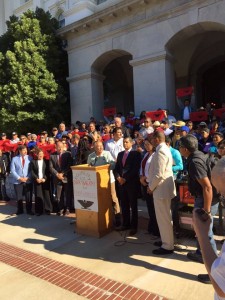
[[179, 134, 198, 153]]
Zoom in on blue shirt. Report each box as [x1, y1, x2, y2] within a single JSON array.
[[170, 146, 183, 177]]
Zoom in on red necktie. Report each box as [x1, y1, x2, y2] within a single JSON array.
[[122, 151, 129, 166], [22, 156, 25, 168], [141, 153, 150, 176]]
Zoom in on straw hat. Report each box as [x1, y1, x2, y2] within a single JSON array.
[[172, 120, 185, 127]]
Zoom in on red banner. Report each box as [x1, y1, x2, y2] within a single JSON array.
[[103, 107, 116, 117], [179, 184, 195, 204], [176, 86, 193, 98], [145, 110, 166, 121], [213, 108, 225, 119], [190, 111, 208, 122]]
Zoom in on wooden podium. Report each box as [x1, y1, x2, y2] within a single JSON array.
[[71, 164, 113, 237]]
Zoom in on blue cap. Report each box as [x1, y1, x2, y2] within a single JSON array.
[[180, 126, 190, 133]]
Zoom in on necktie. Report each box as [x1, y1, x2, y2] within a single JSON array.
[[141, 153, 150, 176], [122, 151, 129, 166], [22, 156, 25, 168]]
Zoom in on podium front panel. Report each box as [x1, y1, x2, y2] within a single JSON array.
[[71, 164, 113, 237]]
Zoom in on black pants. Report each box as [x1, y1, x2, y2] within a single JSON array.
[[0, 175, 8, 200], [118, 183, 138, 230], [14, 183, 33, 213], [34, 181, 52, 214], [142, 185, 160, 236], [53, 180, 73, 212]]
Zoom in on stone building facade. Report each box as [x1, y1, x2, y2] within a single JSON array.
[[1, 0, 225, 122]]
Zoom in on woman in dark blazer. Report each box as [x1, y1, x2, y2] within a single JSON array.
[[30, 148, 52, 215]]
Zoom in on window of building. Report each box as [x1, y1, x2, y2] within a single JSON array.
[[58, 13, 65, 28]]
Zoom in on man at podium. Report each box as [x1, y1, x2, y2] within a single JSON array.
[[87, 141, 121, 227]]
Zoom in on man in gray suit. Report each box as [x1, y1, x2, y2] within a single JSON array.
[[147, 131, 176, 255]]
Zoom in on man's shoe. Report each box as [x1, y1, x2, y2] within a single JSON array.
[[154, 241, 162, 247], [187, 252, 204, 264], [197, 274, 211, 284], [152, 248, 174, 255], [129, 229, 137, 236], [57, 210, 64, 216], [16, 210, 23, 215], [115, 226, 130, 231], [64, 209, 70, 216], [27, 211, 35, 215]]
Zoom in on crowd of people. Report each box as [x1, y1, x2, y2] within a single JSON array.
[[0, 103, 225, 298]]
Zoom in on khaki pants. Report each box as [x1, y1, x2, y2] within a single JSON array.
[[154, 197, 174, 250], [111, 181, 120, 214]]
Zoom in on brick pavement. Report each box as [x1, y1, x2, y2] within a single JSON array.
[[0, 241, 167, 300]]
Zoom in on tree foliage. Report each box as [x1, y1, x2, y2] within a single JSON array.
[[0, 8, 70, 133]]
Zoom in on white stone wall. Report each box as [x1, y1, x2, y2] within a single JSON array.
[[1, 0, 225, 121]]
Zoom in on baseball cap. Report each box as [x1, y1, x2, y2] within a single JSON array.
[[1, 133, 6, 136], [180, 126, 190, 133], [12, 132, 17, 135]]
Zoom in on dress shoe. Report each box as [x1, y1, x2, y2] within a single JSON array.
[[152, 247, 174, 255], [154, 241, 162, 247], [197, 274, 211, 284], [115, 226, 130, 231], [45, 210, 51, 215], [57, 210, 64, 216], [16, 210, 24, 215], [27, 211, 35, 215], [187, 251, 203, 264], [35, 213, 42, 216], [129, 229, 137, 236], [63, 209, 70, 216]]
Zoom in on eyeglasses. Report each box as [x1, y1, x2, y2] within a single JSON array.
[[218, 146, 225, 150]]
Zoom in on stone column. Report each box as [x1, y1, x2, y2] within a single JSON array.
[[67, 71, 105, 123], [130, 51, 176, 115]]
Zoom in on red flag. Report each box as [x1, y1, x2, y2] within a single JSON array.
[[103, 107, 116, 117], [145, 110, 166, 121], [190, 111, 208, 122], [179, 184, 195, 204], [176, 86, 193, 98], [213, 108, 225, 119]]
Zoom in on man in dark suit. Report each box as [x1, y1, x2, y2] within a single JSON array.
[[0, 147, 10, 201], [114, 137, 141, 235], [49, 141, 73, 215]]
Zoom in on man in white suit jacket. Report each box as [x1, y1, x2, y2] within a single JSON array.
[[148, 131, 176, 255]]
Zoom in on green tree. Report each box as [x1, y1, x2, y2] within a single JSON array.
[[0, 9, 70, 133]]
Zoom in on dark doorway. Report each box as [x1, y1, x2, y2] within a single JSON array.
[[103, 55, 134, 116], [201, 61, 225, 108]]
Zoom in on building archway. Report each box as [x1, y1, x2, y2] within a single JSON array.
[[166, 22, 225, 108], [92, 50, 134, 116]]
